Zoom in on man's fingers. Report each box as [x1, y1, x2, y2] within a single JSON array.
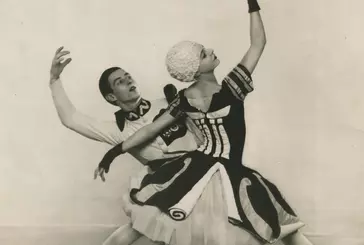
[[62, 58, 72, 67], [52, 50, 69, 65], [55, 46, 64, 55], [56, 51, 70, 59]]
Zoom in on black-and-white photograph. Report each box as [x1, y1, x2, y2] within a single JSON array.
[[1, 0, 363, 244]]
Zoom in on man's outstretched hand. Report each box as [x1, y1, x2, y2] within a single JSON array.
[[50, 46, 72, 84]]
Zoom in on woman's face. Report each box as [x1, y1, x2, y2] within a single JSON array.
[[198, 47, 220, 74]]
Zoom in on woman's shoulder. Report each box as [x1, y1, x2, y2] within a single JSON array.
[[184, 86, 198, 99]]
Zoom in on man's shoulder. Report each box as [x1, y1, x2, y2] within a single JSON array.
[[150, 97, 168, 107]]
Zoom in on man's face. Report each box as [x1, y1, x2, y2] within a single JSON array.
[[107, 69, 140, 104]]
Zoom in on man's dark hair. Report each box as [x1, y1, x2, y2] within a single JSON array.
[[99, 67, 121, 106]]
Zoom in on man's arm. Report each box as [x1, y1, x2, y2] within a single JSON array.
[[49, 47, 126, 145], [240, 0, 266, 74]]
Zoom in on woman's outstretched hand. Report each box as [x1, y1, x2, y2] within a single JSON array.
[[93, 142, 125, 182], [94, 166, 106, 182]]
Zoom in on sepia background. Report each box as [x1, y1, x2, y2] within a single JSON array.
[[1, 0, 363, 244]]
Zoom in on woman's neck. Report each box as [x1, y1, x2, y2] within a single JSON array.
[[186, 72, 221, 99], [196, 72, 218, 84]]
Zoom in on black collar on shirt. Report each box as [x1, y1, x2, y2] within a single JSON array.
[[114, 98, 152, 131]]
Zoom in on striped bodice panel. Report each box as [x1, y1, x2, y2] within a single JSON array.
[[186, 105, 232, 159]]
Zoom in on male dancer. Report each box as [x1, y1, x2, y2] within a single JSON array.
[[49, 47, 201, 245]]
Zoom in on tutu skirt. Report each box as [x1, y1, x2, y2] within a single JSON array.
[[121, 159, 304, 245]]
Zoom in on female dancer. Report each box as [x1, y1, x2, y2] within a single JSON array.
[[97, 0, 313, 244]]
